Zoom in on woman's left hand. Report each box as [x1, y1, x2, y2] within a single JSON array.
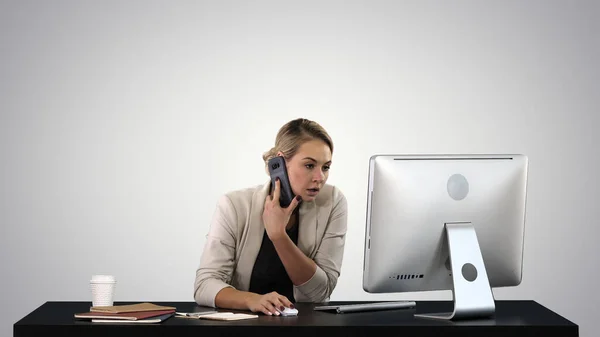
[[263, 179, 301, 241]]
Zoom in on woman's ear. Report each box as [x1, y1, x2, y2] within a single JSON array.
[[276, 151, 284, 157]]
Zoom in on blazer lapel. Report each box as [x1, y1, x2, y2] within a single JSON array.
[[234, 181, 269, 291], [298, 197, 318, 258]]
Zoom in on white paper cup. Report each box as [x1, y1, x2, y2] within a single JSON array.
[[90, 275, 116, 307]]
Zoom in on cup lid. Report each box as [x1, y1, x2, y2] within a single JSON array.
[[90, 275, 116, 283]]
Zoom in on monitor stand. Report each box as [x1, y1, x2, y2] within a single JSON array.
[[414, 222, 495, 320]]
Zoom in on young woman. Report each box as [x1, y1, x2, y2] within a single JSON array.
[[194, 118, 347, 316]]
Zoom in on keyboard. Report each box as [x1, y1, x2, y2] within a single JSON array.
[[313, 301, 416, 313]]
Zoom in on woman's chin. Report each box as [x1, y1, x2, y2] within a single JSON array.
[[301, 194, 317, 202]]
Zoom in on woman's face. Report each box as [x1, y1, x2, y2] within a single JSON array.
[[281, 139, 332, 202]]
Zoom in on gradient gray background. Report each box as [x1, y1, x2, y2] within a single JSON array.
[[1, 1, 598, 336]]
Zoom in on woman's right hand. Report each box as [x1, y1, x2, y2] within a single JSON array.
[[246, 291, 294, 315]]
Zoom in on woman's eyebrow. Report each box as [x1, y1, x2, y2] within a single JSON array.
[[302, 157, 332, 164]]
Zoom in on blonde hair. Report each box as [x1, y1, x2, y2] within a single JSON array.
[[262, 118, 333, 172]]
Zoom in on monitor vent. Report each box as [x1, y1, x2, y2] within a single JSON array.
[[390, 274, 424, 280], [393, 157, 513, 161]]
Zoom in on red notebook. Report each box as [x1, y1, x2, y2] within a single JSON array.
[[90, 302, 176, 313], [74, 309, 175, 321]]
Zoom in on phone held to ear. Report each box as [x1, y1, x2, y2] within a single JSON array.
[[267, 156, 295, 208]]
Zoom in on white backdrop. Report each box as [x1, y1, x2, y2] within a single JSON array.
[[1, 1, 598, 337]]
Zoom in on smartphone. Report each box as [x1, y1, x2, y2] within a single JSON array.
[[267, 156, 295, 208]]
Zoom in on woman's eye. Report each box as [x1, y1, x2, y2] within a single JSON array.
[[305, 164, 314, 169], [323, 166, 330, 171]]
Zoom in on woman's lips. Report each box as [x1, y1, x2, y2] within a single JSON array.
[[306, 188, 320, 196]]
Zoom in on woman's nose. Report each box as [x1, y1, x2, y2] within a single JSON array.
[[313, 170, 324, 182]]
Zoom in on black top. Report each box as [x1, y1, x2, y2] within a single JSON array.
[[14, 300, 579, 337], [248, 212, 299, 302]]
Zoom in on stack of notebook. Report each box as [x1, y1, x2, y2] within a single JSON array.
[[74, 302, 176, 323]]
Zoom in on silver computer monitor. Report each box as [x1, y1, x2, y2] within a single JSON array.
[[362, 154, 528, 320]]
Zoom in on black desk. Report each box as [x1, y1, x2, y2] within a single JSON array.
[[14, 300, 578, 337]]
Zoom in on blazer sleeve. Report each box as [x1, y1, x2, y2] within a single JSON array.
[[194, 194, 238, 307], [295, 187, 348, 302]]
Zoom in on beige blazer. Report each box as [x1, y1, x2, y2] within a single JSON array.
[[194, 180, 348, 307]]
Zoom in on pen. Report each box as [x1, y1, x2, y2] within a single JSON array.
[[175, 311, 217, 317]]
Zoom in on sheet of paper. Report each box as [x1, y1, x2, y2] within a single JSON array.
[[198, 312, 259, 321]]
